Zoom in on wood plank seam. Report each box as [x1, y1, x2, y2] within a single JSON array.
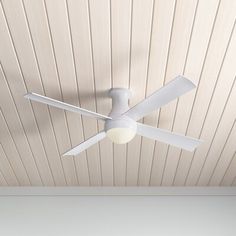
[[161, 0, 200, 186], [184, 19, 236, 185], [207, 118, 236, 185], [148, 0, 177, 186]]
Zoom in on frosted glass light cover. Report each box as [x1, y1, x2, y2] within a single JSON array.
[[106, 128, 136, 144]]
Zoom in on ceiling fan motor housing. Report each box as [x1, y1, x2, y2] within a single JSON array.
[[105, 116, 137, 132]]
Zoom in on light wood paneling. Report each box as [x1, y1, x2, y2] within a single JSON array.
[[111, 0, 132, 186], [150, 0, 199, 186], [138, 0, 176, 186], [173, 0, 236, 186], [221, 149, 236, 186], [66, 0, 97, 185], [162, 0, 220, 186], [88, 0, 113, 186], [0, 0, 235, 186], [0, 68, 32, 186], [0, 143, 19, 185], [24, 0, 89, 186], [126, 0, 154, 186], [0, 170, 7, 185], [195, 28, 236, 185], [210, 121, 236, 186]]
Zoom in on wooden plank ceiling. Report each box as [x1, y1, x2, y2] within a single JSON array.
[[0, 0, 235, 186]]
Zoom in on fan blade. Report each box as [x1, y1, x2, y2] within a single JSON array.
[[137, 123, 202, 152], [63, 131, 106, 156], [24, 92, 111, 121], [123, 76, 196, 121]]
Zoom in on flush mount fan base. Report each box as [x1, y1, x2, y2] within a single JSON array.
[[108, 88, 132, 99], [108, 88, 132, 117]]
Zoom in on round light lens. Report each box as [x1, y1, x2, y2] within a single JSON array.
[[106, 128, 136, 144]]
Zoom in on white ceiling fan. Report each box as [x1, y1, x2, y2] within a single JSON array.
[[24, 76, 202, 156]]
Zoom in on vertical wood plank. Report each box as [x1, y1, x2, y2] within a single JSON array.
[[0, 170, 7, 186], [138, 0, 176, 186], [43, 0, 92, 185], [126, 0, 154, 186], [173, 0, 236, 186], [150, 0, 198, 186], [1, 2, 65, 184], [195, 80, 236, 185], [88, 0, 113, 185], [67, 0, 103, 185], [195, 30, 236, 185], [0, 4, 45, 184], [23, 0, 89, 185], [0, 110, 30, 185], [210, 123, 236, 185], [0, 144, 19, 185], [111, 0, 132, 186], [161, 0, 220, 186], [187, 82, 236, 185], [221, 152, 236, 186]]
